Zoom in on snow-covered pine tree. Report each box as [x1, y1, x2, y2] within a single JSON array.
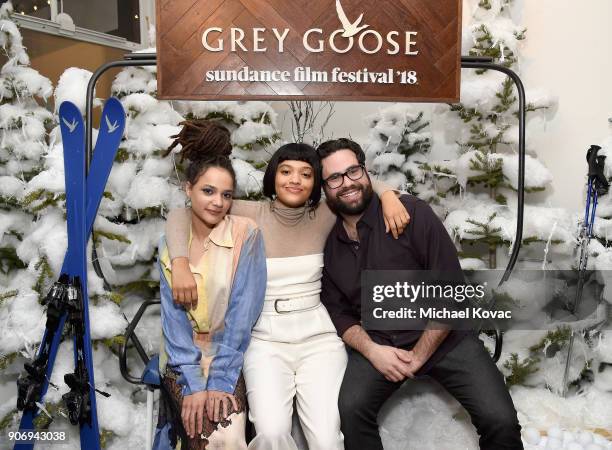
[[438, 3, 610, 441], [0, 0, 54, 375], [364, 105, 436, 201], [439, 0, 567, 270]]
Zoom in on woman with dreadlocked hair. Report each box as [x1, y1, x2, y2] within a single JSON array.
[[163, 119, 233, 163], [164, 120, 411, 450], [154, 119, 266, 450]]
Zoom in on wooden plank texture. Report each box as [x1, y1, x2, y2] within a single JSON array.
[[157, 0, 462, 102]]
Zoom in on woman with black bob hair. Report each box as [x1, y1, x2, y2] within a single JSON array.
[[165, 139, 409, 450], [262, 142, 323, 206]]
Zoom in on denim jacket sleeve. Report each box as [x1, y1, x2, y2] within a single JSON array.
[[206, 228, 267, 394], [159, 245, 207, 396]]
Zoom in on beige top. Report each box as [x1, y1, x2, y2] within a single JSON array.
[[165, 180, 394, 259], [167, 200, 331, 258]]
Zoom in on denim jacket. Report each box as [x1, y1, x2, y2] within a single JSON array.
[[158, 214, 266, 395]]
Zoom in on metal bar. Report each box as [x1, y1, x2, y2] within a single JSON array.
[[460, 58, 527, 285], [85, 58, 156, 170], [85, 54, 526, 283], [461, 56, 495, 63], [459, 58, 527, 362], [85, 58, 156, 290], [119, 300, 160, 385], [124, 52, 157, 61]]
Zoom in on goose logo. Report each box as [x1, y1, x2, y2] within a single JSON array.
[[201, 0, 419, 56], [336, 0, 368, 38], [105, 115, 120, 133], [62, 117, 78, 133]]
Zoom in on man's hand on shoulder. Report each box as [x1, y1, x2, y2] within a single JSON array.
[[380, 190, 410, 239]]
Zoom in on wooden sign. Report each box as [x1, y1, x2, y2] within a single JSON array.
[[156, 0, 462, 102]]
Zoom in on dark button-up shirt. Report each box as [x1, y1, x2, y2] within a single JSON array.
[[321, 193, 468, 374]]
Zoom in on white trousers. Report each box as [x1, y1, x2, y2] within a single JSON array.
[[243, 329, 348, 450]]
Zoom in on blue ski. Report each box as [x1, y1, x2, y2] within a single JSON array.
[[68, 97, 125, 450], [87, 97, 125, 222], [15, 98, 125, 450], [61, 99, 98, 449]]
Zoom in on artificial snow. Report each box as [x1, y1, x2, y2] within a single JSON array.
[[54, 67, 99, 114], [1, 65, 53, 100], [89, 300, 126, 340], [232, 158, 264, 198], [16, 210, 67, 275], [123, 174, 171, 210]]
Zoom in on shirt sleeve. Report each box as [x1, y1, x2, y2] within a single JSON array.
[[410, 199, 461, 271], [159, 250, 207, 396], [371, 178, 400, 198], [409, 198, 466, 323], [229, 199, 262, 220], [165, 208, 191, 260], [321, 258, 361, 338], [206, 228, 267, 394]]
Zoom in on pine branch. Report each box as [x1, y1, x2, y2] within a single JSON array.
[[504, 353, 540, 387], [0, 247, 27, 273], [0, 352, 18, 370], [0, 289, 18, 304], [32, 402, 63, 429], [529, 326, 572, 353], [116, 279, 160, 297], [0, 408, 18, 431], [34, 256, 55, 296], [93, 230, 131, 244], [100, 429, 117, 449]]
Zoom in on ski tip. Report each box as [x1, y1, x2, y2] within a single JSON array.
[[103, 97, 126, 116], [100, 97, 126, 135], [58, 101, 82, 118]]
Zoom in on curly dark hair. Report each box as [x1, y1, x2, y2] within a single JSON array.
[[165, 119, 236, 186]]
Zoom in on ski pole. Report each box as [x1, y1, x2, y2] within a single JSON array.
[[562, 145, 609, 397]]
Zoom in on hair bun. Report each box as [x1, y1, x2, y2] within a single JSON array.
[[165, 119, 232, 163]]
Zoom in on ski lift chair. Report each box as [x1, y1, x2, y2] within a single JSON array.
[[119, 299, 161, 450], [98, 53, 520, 449]]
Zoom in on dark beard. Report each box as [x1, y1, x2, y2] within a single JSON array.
[[326, 182, 374, 216]]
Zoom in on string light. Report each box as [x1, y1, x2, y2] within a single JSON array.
[[134, 14, 139, 19], [33, 5, 38, 11]]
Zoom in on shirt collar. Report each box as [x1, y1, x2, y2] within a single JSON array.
[[359, 193, 381, 229], [333, 194, 380, 242], [190, 215, 234, 249]]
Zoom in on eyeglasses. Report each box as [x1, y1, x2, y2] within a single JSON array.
[[323, 164, 366, 189]]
